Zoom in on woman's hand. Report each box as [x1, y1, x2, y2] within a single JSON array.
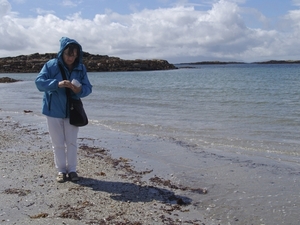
[[70, 84, 82, 94], [58, 80, 72, 88], [58, 80, 82, 93]]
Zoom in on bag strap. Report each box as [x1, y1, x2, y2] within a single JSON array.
[[58, 63, 71, 98], [58, 64, 72, 114], [58, 63, 67, 80]]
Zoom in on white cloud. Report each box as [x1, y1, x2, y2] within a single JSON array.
[[12, 0, 25, 3], [0, 0, 11, 17], [292, 0, 300, 6], [35, 8, 55, 15], [61, 0, 79, 7], [0, 0, 300, 63], [285, 9, 300, 24]]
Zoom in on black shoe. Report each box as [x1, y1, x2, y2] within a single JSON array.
[[69, 172, 79, 182]]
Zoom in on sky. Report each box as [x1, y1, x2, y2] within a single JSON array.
[[1, 0, 300, 63]]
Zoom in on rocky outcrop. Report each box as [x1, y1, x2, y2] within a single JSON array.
[[0, 52, 177, 73], [0, 77, 21, 83]]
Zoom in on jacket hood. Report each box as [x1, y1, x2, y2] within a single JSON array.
[[57, 37, 83, 66]]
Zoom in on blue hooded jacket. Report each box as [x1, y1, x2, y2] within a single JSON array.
[[35, 37, 92, 118]]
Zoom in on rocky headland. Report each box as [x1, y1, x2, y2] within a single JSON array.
[[0, 52, 177, 73]]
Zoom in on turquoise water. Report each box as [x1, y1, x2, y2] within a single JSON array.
[[90, 64, 300, 159], [1, 64, 300, 159]]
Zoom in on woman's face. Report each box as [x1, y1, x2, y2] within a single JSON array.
[[63, 48, 78, 68]]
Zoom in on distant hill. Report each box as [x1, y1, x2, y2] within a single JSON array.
[[178, 61, 245, 65], [177, 60, 300, 66], [252, 60, 300, 64]]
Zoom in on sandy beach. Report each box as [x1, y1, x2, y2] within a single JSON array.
[[0, 113, 209, 225], [1, 112, 300, 225]]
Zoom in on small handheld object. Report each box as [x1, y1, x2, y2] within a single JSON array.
[[71, 79, 81, 87]]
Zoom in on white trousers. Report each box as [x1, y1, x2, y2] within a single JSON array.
[[46, 116, 79, 174]]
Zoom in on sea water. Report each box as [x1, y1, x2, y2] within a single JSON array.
[[1, 64, 300, 162], [89, 64, 300, 159]]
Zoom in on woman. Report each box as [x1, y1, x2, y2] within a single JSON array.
[[35, 37, 92, 183]]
